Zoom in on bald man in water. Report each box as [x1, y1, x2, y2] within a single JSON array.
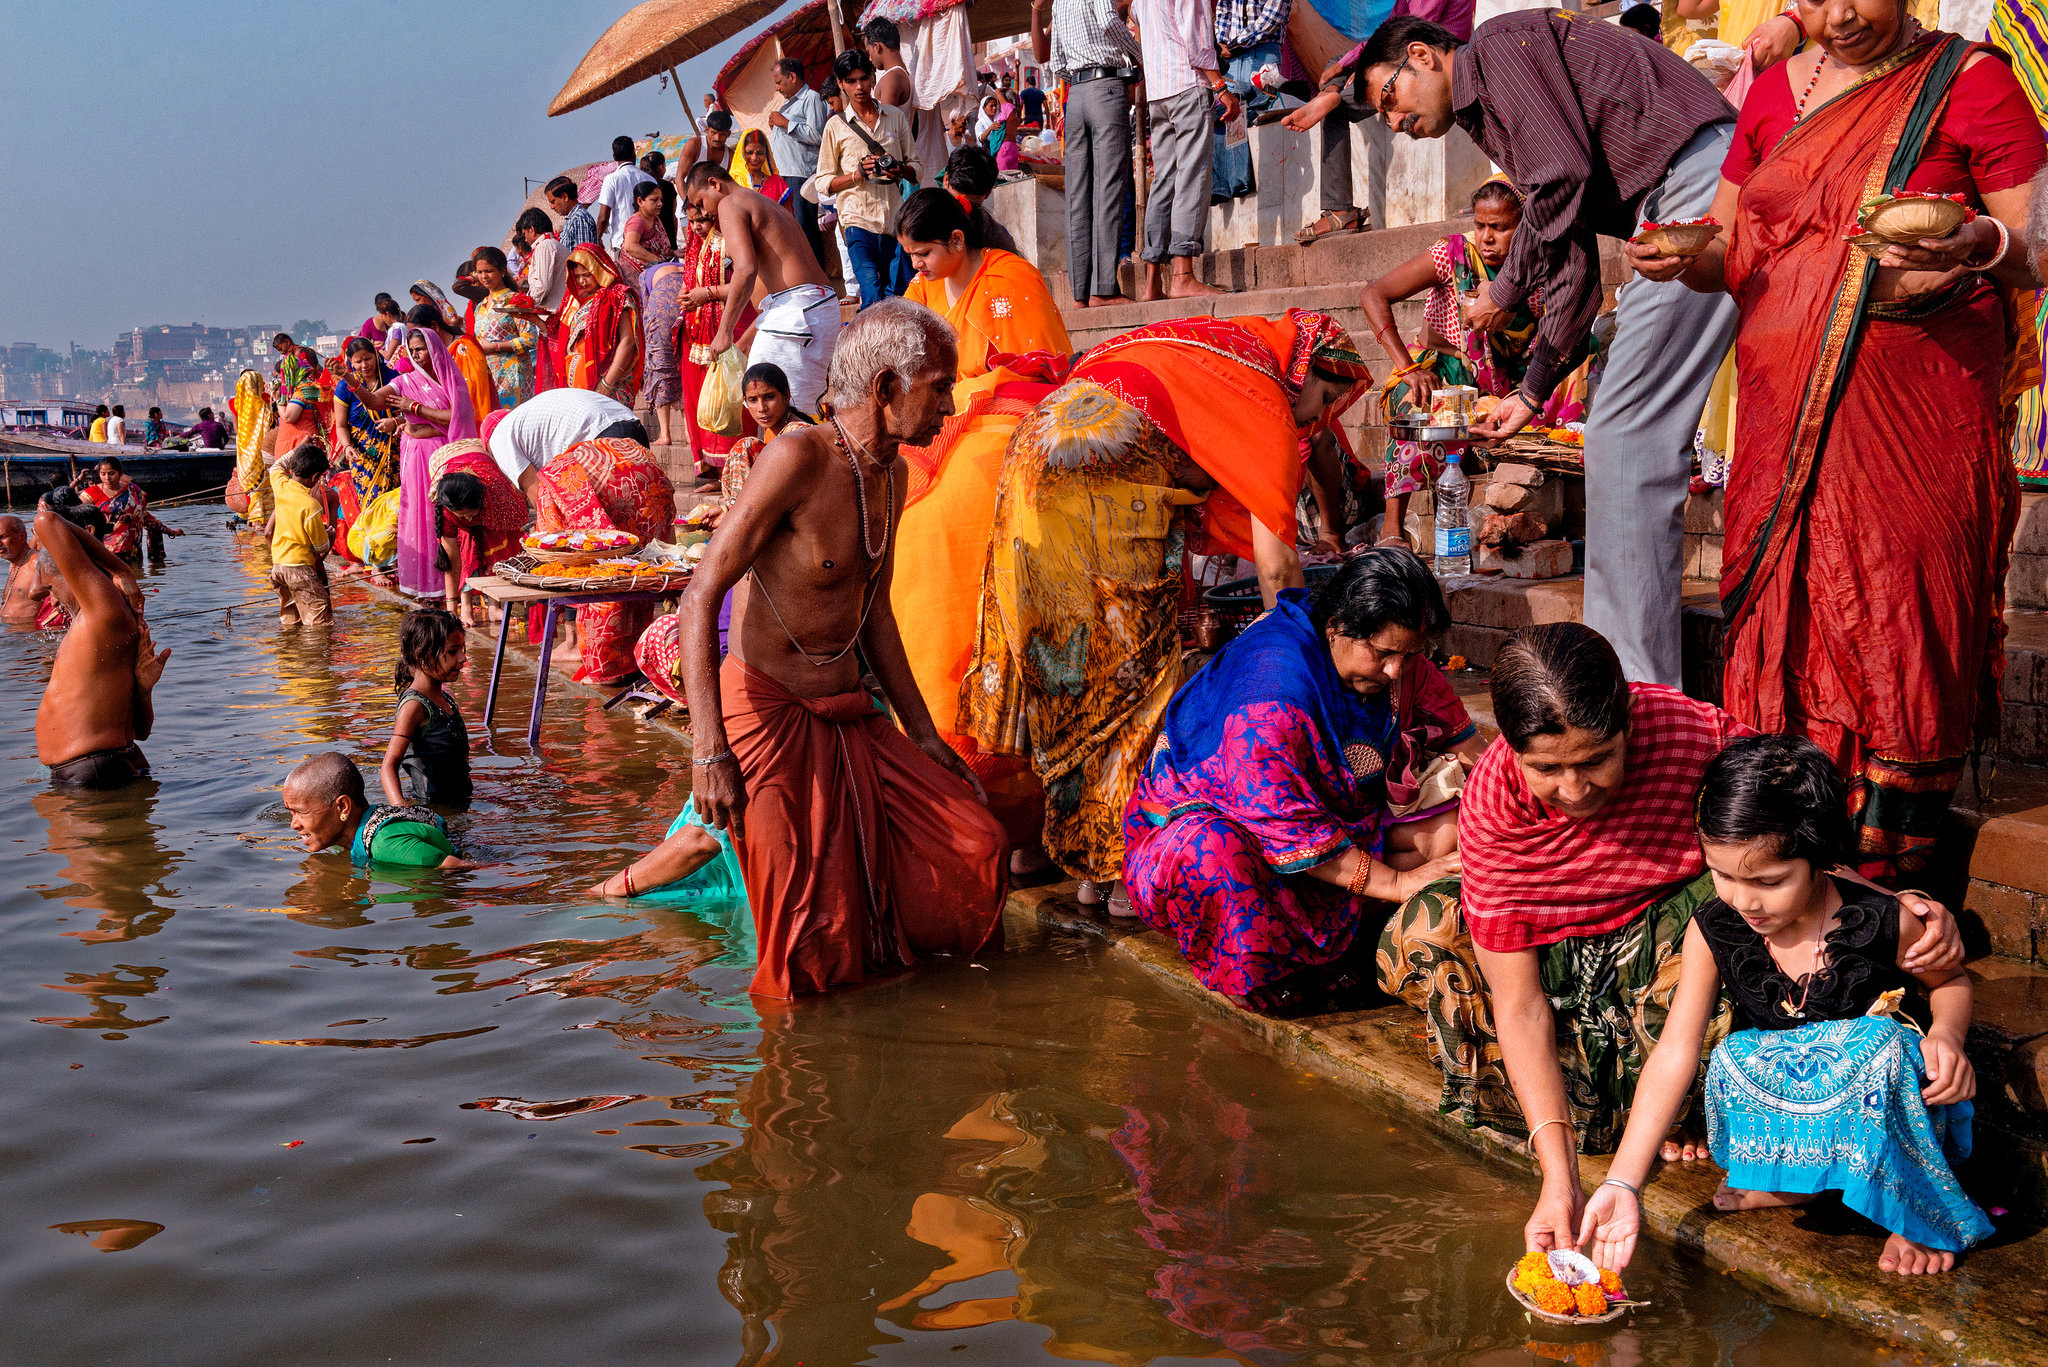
[[0, 515, 47, 623], [34, 507, 167, 787]]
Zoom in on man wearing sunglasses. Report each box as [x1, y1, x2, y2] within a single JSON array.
[[1334, 11, 1737, 690]]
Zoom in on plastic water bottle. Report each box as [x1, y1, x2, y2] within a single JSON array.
[[1433, 451, 1472, 578]]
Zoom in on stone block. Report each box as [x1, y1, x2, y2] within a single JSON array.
[[2007, 1034, 2048, 1114], [1966, 806, 2048, 895], [1444, 621, 1510, 669], [1975, 964, 2048, 1044], [2001, 699, 2048, 766], [1968, 880, 2038, 961], [1696, 535, 1723, 580], [1490, 462, 1544, 488], [2011, 552, 2048, 610], [1684, 486, 1726, 534], [1498, 539, 1575, 579], [1446, 576, 1584, 631], [2015, 491, 2048, 556], [2006, 641, 2048, 706]]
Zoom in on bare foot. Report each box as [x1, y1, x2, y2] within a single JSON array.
[[585, 872, 627, 897], [1660, 1131, 1709, 1163], [1010, 847, 1052, 876], [1712, 1184, 1818, 1212], [1879, 1231, 1957, 1275], [1166, 273, 1231, 299], [1076, 879, 1106, 905], [1104, 879, 1137, 918], [1087, 294, 1125, 309]]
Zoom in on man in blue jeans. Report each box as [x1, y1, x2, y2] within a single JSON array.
[[811, 48, 921, 308], [1212, 0, 1291, 200]]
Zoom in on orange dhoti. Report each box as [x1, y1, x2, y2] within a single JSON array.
[[722, 656, 1007, 999]]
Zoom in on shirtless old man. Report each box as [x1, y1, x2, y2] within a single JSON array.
[[680, 299, 1005, 998], [0, 515, 48, 624], [34, 506, 168, 787], [683, 159, 842, 418]]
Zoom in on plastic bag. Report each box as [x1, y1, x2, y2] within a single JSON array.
[[348, 486, 401, 566], [695, 346, 746, 438]]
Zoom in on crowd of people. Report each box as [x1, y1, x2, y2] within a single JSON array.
[[15, 0, 2048, 1298]]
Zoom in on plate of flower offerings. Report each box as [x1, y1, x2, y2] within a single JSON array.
[[522, 529, 641, 565], [1847, 190, 1974, 256], [493, 545, 691, 593], [1506, 1250, 1646, 1326], [1630, 216, 1721, 257]]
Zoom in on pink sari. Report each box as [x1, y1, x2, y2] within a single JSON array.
[[392, 330, 479, 597]]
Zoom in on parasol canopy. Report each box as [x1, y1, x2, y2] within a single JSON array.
[[549, 0, 787, 116]]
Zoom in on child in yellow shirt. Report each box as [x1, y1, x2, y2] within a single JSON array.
[[268, 442, 333, 626]]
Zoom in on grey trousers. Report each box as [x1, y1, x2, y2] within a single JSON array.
[[1320, 97, 1363, 214], [1063, 76, 1133, 301], [1582, 122, 1739, 687], [1143, 85, 1213, 263]]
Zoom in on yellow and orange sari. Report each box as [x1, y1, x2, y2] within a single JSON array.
[[957, 311, 1371, 880], [894, 249, 1073, 843]]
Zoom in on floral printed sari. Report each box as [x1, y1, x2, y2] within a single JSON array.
[[533, 438, 675, 682]]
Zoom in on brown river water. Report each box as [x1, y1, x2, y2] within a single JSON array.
[[0, 508, 1925, 1366]]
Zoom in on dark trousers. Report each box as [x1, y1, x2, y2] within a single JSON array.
[[1319, 98, 1364, 214], [793, 195, 826, 272], [843, 225, 908, 309]]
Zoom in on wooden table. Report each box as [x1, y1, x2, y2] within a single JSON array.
[[467, 575, 684, 747]]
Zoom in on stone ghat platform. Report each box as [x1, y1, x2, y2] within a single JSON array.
[[1010, 883, 2048, 1366]]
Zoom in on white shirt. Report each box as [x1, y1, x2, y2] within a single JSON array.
[[1130, 0, 1219, 103], [524, 236, 566, 311], [106, 415, 126, 444], [596, 164, 656, 249], [487, 387, 637, 486]]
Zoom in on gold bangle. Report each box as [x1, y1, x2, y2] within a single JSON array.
[[1526, 1116, 1575, 1153]]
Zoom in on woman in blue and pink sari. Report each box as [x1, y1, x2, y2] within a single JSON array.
[[374, 327, 477, 598], [1123, 549, 1482, 1017]]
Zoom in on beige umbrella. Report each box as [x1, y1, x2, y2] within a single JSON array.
[[549, 0, 793, 122]]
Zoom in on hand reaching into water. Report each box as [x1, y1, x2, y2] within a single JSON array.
[[693, 754, 747, 837], [1576, 1183, 1640, 1273]]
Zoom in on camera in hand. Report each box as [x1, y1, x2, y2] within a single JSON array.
[[866, 153, 903, 182]]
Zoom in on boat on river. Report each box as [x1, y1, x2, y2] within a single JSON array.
[[0, 430, 235, 503]]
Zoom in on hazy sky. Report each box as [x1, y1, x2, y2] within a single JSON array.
[[0, 0, 763, 351]]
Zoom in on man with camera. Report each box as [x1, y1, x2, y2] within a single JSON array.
[[811, 47, 922, 310]]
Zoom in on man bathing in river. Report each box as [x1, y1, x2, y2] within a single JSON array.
[[283, 752, 473, 869], [0, 515, 49, 624], [33, 506, 167, 788], [678, 300, 1006, 998]]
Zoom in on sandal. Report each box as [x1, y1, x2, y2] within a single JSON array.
[[1295, 207, 1364, 245]]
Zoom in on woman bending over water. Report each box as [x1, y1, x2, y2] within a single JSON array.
[[1376, 622, 1965, 1254]]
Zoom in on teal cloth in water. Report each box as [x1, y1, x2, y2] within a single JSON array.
[[632, 799, 747, 907], [1706, 1016, 1994, 1252]]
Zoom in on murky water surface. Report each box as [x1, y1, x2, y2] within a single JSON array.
[[0, 510, 1923, 1366]]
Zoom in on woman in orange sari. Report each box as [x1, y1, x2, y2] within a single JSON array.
[[959, 311, 1373, 901], [562, 244, 644, 409], [1631, 0, 2044, 878], [533, 437, 675, 684], [892, 188, 1074, 853]]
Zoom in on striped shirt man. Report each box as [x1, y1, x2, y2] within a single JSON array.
[[1446, 10, 1733, 401]]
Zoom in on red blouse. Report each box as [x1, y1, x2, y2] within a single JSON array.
[[1723, 47, 2045, 202]]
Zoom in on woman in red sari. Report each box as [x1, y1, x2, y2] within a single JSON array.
[[1632, 0, 2045, 878], [561, 244, 643, 409], [533, 437, 676, 684]]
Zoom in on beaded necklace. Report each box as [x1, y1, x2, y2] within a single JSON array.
[[1793, 20, 1922, 121]]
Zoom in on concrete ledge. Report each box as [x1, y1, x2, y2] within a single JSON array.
[[1011, 883, 2048, 1365]]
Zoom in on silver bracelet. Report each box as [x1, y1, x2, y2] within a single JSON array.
[[1599, 1177, 1640, 1197], [692, 748, 735, 767]]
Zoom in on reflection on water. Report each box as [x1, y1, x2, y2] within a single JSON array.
[[0, 511, 1913, 1367]]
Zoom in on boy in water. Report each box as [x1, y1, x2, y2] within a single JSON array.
[[267, 442, 333, 626], [282, 752, 473, 869]]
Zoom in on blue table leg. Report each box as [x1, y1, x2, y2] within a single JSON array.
[[529, 601, 559, 748], [483, 599, 514, 728]]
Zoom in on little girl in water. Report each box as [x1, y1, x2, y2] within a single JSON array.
[[1577, 733, 1990, 1276], [380, 607, 473, 808]]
